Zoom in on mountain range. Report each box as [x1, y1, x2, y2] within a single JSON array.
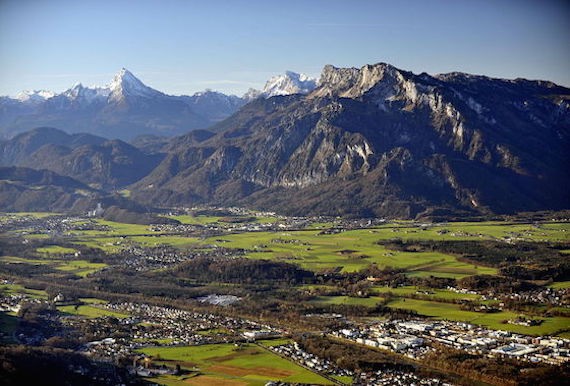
[[0, 69, 318, 140], [1, 62, 568, 218]]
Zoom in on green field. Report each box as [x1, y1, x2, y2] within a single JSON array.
[[549, 281, 570, 290], [310, 295, 384, 307], [138, 343, 333, 385], [58, 303, 128, 319], [1, 253, 106, 278], [36, 217, 566, 280], [372, 285, 482, 301], [0, 255, 50, 265], [36, 246, 77, 255], [0, 212, 58, 219], [387, 298, 570, 336], [202, 229, 498, 277], [0, 283, 47, 299], [54, 260, 107, 277], [373, 221, 570, 243]]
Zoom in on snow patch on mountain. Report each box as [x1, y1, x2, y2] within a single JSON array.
[[261, 71, 317, 97], [15, 90, 56, 103], [62, 83, 110, 104]]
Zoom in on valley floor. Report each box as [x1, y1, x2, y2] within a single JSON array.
[[1, 210, 569, 385]]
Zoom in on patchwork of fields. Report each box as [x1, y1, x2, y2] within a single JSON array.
[[138, 343, 334, 386]]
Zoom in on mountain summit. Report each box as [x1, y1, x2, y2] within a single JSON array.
[[132, 62, 570, 218], [108, 68, 163, 103]]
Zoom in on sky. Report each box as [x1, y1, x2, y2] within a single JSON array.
[[0, 0, 568, 97]]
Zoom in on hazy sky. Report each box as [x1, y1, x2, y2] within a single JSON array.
[[0, 0, 568, 96]]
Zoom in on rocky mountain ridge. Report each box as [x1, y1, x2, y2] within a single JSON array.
[[1, 62, 568, 218], [131, 62, 570, 217]]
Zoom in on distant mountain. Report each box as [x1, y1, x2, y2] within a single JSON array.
[[14, 90, 57, 104], [131, 62, 570, 218], [242, 71, 318, 100], [0, 127, 163, 189], [0, 166, 147, 213], [0, 69, 245, 140], [0, 69, 322, 140], [0, 166, 96, 212], [0, 127, 106, 165], [260, 71, 317, 97], [181, 90, 245, 124]]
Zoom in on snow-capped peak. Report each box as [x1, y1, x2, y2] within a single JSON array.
[[15, 89, 56, 103], [62, 82, 109, 103], [108, 68, 162, 102], [262, 71, 317, 97]]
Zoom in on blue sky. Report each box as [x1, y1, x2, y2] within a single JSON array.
[[0, 0, 568, 96]]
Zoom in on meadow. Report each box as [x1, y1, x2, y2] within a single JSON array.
[[202, 229, 498, 277], [371, 285, 482, 301], [309, 295, 385, 307], [57, 299, 128, 319], [138, 342, 334, 386], [0, 283, 47, 299], [25, 216, 566, 281], [57, 305, 127, 319], [386, 298, 570, 336], [0, 253, 106, 278]]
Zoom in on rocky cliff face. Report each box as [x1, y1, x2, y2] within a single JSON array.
[[131, 62, 569, 218]]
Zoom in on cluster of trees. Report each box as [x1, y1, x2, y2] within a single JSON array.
[[458, 275, 537, 292], [172, 257, 314, 285]]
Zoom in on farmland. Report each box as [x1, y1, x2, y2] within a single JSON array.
[[201, 229, 499, 276], [1, 211, 569, 386], [57, 298, 129, 319], [138, 343, 334, 386], [386, 298, 570, 336]]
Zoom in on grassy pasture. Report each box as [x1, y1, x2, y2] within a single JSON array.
[[54, 260, 106, 277], [58, 304, 128, 319], [138, 343, 333, 386], [36, 246, 77, 255], [0, 212, 58, 219], [202, 229, 497, 277], [371, 285, 482, 301], [1, 251, 105, 278], [549, 281, 570, 290], [373, 221, 570, 242], [387, 298, 570, 336], [309, 295, 384, 307], [0, 283, 47, 299], [0, 255, 50, 265]]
